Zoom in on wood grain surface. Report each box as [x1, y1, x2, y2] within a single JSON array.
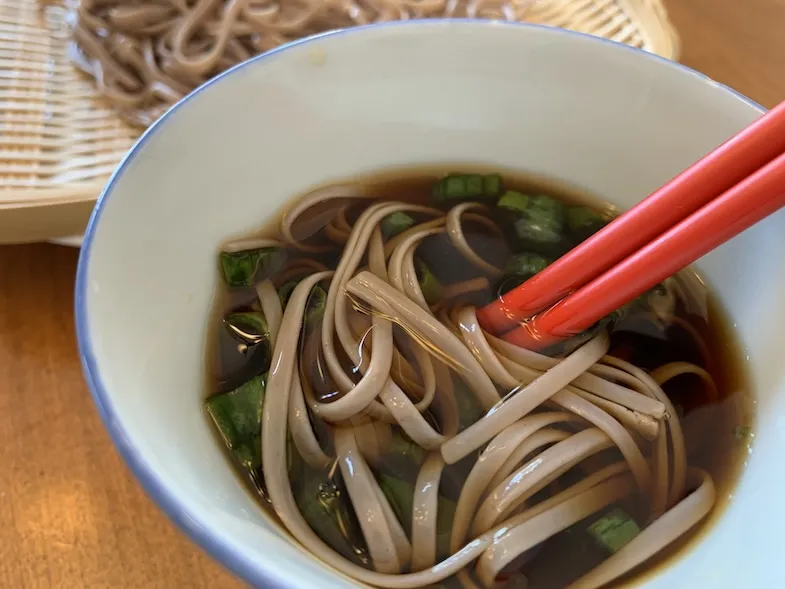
[[1, 2, 783, 587]]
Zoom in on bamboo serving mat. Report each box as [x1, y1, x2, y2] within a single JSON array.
[[0, 0, 679, 243]]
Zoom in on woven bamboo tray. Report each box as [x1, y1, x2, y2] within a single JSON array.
[[0, 0, 679, 245]]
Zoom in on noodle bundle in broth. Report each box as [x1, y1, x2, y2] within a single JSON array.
[[205, 170, 751, 588]]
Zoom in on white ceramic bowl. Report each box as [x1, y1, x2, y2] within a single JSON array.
[[75, 20, 785, 589]]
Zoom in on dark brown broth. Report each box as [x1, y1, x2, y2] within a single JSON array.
[[206, 165, 754, 589]]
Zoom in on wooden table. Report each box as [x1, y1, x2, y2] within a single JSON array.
[[1, 1, 783, 587]]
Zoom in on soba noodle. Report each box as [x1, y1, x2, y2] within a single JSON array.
[[64, 0, 543, 126], [205, 172, 727, 589]]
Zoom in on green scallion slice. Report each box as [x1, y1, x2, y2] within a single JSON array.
[[588, 507, 641, 553], [381, 212, 416, 239], [205, 374, 266, 470], [220, 248, 285, 288], [415, 258, 444, 305]]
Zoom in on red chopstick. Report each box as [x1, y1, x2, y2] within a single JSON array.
[[476, 100, 785, 336], [500, 148, 785, 349]]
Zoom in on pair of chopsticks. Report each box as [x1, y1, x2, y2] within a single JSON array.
[[477, 101, 785, 349]]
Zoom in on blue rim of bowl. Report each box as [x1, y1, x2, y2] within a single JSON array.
[[74, 18, 765, 589]]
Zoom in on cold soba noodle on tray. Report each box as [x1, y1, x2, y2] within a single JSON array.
[[204, 168, 752, 589]]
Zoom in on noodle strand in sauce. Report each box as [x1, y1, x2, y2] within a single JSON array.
[[205, 169, 753, 588]]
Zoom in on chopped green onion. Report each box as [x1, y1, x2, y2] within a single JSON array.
[[503, 253, 552, 279], [220, 248, 285, 288], [454, 378, 485, 431], [217, 312, 273, 390], [305, 285, 327, 326], [435, 494, 457, 559], [381, 212, 416, 239], [588, 507, 640, 553], [433, 173, 503, 202], [606, 282, 668, 325], [378, 431, 427, 483], [224, 311, 269, 345], [734, 425, 753, 442], [483, 173, 503, 197], [297, 469, 370, 566], [495, 253, 552, 296], [379, 474, 414, 534], [278, 279, 300, 307], [415, 258, 444, 305], [222, 312, 272, 381], [566, 205, 609, 240], [497, 192, 567, 254], [379, 473, 456, 555], [449, 174, 483, 199], [205, 374, 266, 470], [497, 190, 530, 213], [388, 431, 427, 467], [496, 253, 552, 295]]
